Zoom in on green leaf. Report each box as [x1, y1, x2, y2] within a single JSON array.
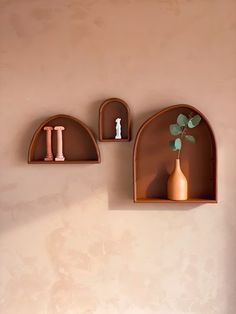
[[169, 138, 182, 151], [175, 138, 182, 150], [177, 114, 188, 127], [169, 123, 181, 135], [185, 135, 196, 143], [188, 114, 201, 128], [169, 140, 177, 151]]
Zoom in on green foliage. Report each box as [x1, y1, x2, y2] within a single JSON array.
[[169, 138, 182, 151], [169, 140, 177, 151], [169, 112, 201, 156], [185, 135, 196, 143], [177, 114, 188, 127], [169, 124, 181, 135], [188, 114, 201, 128], [175, 138, 182, 150]]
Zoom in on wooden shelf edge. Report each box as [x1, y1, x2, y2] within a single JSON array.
[[134, 198, 217, 204], [28, 160, 100, 164], [99, 138, 130, 142]]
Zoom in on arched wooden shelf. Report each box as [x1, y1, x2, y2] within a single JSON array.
[[99, 98, 131, 141], [133, 104, 217, 203], [28, 114, 100, 164]]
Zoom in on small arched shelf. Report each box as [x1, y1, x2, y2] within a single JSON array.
[[28, 114, 100, 164], [99, 98, 131, 141], [133, 104, 217, 203]]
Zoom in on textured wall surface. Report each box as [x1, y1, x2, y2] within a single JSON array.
[[0, 1, 236, 313]]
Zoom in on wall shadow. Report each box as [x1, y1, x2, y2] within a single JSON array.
[[146, 168, 169, 199]]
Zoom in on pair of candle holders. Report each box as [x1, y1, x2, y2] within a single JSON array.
[[44, 125, 65, 161]]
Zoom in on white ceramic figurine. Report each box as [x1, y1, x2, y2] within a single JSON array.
[[115, 118, 122, 139]]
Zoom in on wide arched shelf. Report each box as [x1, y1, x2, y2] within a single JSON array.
[[28, 114, 100, 164], [133, 104, 217, 203], [99, 98, 131, 142]]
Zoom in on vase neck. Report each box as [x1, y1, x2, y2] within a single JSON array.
[[175, 158, 181, 170]]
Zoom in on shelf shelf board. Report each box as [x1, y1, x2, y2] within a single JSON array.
[[99, 138, 130, 142], [29, 160, 100, 164], [135, 198, 217, 204]]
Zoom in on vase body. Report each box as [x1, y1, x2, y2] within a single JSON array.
[[167, 159, 188, 200]]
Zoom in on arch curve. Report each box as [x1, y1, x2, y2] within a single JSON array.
[[133, 104, 217, 203], [28, 114, 100, 163]]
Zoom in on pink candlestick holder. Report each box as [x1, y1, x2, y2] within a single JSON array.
[[54, 126, 65, 161], [43, 126, 53, 161]]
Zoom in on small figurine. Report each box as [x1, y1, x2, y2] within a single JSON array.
[[54, 126, 65, 161], [43, 126, 53, 161], [115, 118, 122, 139]]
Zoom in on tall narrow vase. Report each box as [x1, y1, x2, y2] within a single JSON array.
[[167, 159, 188, 200]]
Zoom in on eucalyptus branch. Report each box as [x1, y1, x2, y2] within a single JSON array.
[[177, 125, 187, 159], [169, 112, 202, 158]]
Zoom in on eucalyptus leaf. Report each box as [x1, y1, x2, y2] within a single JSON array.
[[185, 135, 196, 143], [177, 114, 188, 127], [188, 114, 201, 128], [175, 138, 182, 150], [169, 123, 181, 135], [169, 140, 177, 151]]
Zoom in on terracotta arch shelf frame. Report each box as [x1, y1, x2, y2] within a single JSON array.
[[133, 104, 217, 203], [99, 98, 131, 142], [28, 114, 100, 164]]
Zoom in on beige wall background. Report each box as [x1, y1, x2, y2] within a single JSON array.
[[0, 0, 236, 313]]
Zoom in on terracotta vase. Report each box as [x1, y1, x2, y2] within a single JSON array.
[[167, 159, 188, 200]]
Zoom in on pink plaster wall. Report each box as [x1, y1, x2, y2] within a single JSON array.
[[0, 0, 236, 313]]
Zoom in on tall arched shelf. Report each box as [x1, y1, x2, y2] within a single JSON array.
[[99, 98, 131, 141], [133, 104, 217, 203], [28, 114, 100, 164]]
